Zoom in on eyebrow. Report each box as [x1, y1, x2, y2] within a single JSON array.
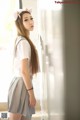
[[23, 17, 28, 19], [24, 16, 32, 19]]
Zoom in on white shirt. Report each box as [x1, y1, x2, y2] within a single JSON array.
[[13, 36, 32, 78]]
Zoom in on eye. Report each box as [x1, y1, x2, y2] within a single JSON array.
[[24, 19, 28, 21], [30, 17, 33, 20]]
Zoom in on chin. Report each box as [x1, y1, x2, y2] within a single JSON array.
[[30, 28, 34, 31]]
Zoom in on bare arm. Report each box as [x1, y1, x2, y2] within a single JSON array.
[[20, 58, 36, 106], [20, 58, 32, 89]]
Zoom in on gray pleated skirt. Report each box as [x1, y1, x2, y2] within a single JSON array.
[[8, 77, 35, 119]]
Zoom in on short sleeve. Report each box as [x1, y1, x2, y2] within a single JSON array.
[[17, 39, 31, 60]]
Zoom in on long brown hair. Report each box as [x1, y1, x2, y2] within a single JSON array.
[[15, 11, 39, 74]]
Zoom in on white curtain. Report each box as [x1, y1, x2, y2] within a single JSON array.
[[37, 0, 64, 120]]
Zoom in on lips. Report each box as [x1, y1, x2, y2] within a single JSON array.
[[31, 25, 34, 28]]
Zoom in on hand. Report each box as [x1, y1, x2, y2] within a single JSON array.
[[29, 94, 36, 107]]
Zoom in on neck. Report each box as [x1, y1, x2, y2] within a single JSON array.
[[26, 30, 30, 38]]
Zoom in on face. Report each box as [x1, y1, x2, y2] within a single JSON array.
[[22, 13, 34, 31]]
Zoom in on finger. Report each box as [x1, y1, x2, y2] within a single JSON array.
[[30, 103, 35, 107]]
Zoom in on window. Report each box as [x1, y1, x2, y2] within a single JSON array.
[[0, 0, 19, 102]]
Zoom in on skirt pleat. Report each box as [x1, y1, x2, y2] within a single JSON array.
[[8, 77, 35, 118]]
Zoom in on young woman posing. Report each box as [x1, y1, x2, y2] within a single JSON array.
[[8, 8, 39, 120]]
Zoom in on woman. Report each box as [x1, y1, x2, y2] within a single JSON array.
[[8, 8, 39, 120]]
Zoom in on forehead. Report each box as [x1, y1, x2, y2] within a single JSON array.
[[22, 13, 32, 19]]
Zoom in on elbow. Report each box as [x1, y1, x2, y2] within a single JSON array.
[[21, 69, 27, 76]]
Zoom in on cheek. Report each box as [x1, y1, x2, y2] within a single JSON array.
[[32, 21, 34, 24], [23, 22, 28, 28]]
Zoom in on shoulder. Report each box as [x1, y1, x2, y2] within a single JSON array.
[[16, 36, 30, 48]]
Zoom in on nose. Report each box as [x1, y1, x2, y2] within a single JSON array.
[[29, 19, 34, 25]]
